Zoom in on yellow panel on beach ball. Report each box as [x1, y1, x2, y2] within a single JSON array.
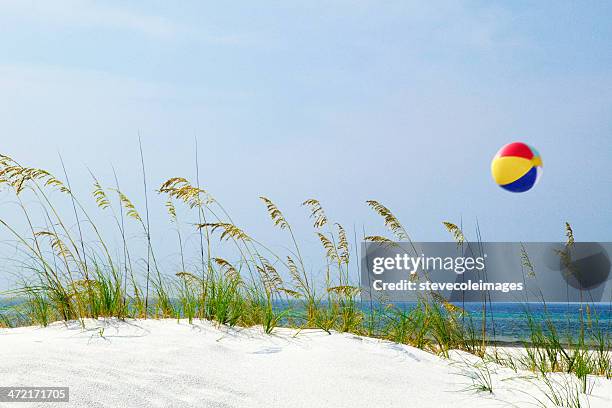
[[491, 156, 533, 186]]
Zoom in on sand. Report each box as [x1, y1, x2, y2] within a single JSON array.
[[1, 319, 610, 407]]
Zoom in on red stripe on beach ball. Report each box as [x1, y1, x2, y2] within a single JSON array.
[[497, 142, 534, 160]]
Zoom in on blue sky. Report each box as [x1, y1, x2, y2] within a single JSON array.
[[0, 1, 610, 280]]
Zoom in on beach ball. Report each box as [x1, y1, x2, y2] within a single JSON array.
[[491, 142, 542, 192]]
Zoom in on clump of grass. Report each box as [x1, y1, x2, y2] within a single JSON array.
[[203, 270, 244, 326], [517, 305, 611, 392], [453, 358, 494, 394], [526, 374, 587, 408], [485, 348, 519, 373]]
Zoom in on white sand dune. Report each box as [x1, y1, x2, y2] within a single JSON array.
[[1, 319, 611, 407]]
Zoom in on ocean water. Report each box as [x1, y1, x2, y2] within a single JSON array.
[[364, 301, 612, 343], [467, 302, 612, 343]]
